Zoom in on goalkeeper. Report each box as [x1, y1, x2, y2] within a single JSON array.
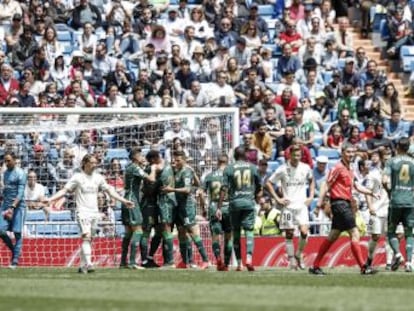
[[0, 152, 27, 269]]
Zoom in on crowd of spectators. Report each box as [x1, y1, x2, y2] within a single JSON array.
[[1, 0, 414, 236]]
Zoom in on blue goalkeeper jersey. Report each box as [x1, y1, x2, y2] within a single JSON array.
[[2, 167, 27, 210]]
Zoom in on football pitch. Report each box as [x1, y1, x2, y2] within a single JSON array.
[[0, 267, 412, 311]]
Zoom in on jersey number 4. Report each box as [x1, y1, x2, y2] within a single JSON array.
[[234, 169, 251, 189], [399, 164, 410, 183]]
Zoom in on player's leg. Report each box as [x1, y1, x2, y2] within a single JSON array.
[[294, 207, 309, 270], [177, 226, 189, 267], [210, 219, 223, 266], [144, 224, 162, 268], [77, 215, 94, 273], [188, 224, 209, 268], [241, 209, 256, 271], [187, 234, 196, 268], [280, 208, 295, 269], [222, 213, 233, 270], [387, 209, 404, 271], [311, 200, 350, 274], [159, 202, 174, 265], [10, 207, 25, 268], [365, 215, 382, 268], [230, 209, 242, 270], [120, 227, 132, 268], [403, 208, 414, 272], [129, 225, 144, 269], [0, 215, 14, 252]]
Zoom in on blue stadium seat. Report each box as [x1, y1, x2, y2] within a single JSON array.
[[322, 71, 333, 84], [329, 109, 338, 122], [105, 148, 129, 161], [60, 224, 80, 236], [314, 134, 323, 146], [115, 224, 125, 237], [26, 210, 46, 222], [323, 122, 333, 132], [101, 134, 116, 148], [318, 148, 340, 159], [57, 31, 72, 42], [372, 13, 386, 33], [258, 5, 275, 16], [337, 58, 346, 69], [49, 211, 72, 222], [403, 121, 412, 135], [268, 161, 279, 172], [35, 224, 60, 237]]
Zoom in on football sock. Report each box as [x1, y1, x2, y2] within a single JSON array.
[[350, 241, 364, 269], [121, 231, 132, 266], [297, 233, 307, 257], [285, 238, 294, 259], [179, 238, 188, 264], [148, 233, 162, 257], [367, 239, 377, 260], [405, 232, 413, 263], [245, 230, 254, 256], [233, 230, 241, 261], [193, 235, 208, 262], [212, 240, 221, 259], [129, 231, 142, 265], [82, 240, 92, 266], [187, 236, 194, 264], [162, 231, 174, 264], [385, 239, 393, 265], [0, 231, 14, 252], [313, 239, 333, 268], [388, 232, 400, 255], [140, 232, 149, 262], [12, 232, 22, 265], [224, 240, 233, 266]]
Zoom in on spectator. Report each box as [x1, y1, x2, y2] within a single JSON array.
[[366, 122, 394, 155], [323, 69, 343, 109], [334, 17, 353, 58], [340, 58, 360, 91], [251, 121, 273, 160], [206, 70, 236, 105], [241, 133, 264, 165], [224, 57, 242, 87], [383, 109, 406, 142], [175, 59, 197, 90], [379, 82, 401, 120], [11, 26, 38, 72], [162, 7, 185, 42], [289, 106, 315, 148], [214, 17, 238, 49], [188, 7, 214, 43], [28, 144, 58, 194], [229, 36, 251, 69], [320, 39, 338, 72], [234, 67, 265, 103], [190, 46, 212, 83], [160, 119, 192, 147], [327, 124, 344, 151], [277, 20, 303, 54], [345, 125, 369, 158], [284, 138, 314, 168], [25, 170, 50, 214], [354, 47, 369, 75], [275, 43, 301, 83], [313, 155, 329, 197], [105, 61, 133, 95], [274, 87, 298, 122], [276, 124, 295, 159], [0, 63, 20, 106], [5, 13, 24, 51], [356, 82, 381, 123], [337, 84, 357, 121], [324, 108, 357, 145], [240, 22, 262, 50], [71, 0, 102, 30], [128, 85, 151, 108], [360, 60, 387, 94]]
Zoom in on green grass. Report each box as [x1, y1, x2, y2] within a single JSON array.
[[0, 267, 413, 311]]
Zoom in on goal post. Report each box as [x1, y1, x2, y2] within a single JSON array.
[[0, 107, 239, 267]]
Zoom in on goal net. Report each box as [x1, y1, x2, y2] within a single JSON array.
[[0, 107, 239, 267]]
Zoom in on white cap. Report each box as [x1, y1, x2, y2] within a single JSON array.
[[316, 155, 329, 163]]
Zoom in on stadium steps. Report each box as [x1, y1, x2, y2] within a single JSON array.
[[349, 29, 413, 120]]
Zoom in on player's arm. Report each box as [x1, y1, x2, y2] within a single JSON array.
[[317, 180, 330, 208], [144, 164, 157, 183], [216, 185, 228, 220], [46, 188, 69, 204], [105, 185, 134, 208], [186, 164, 201, 187], [11, 170, 26, 209], [354, 181, 376, 197], [305, 176, 315, 207], [265, 170, 288, 206]]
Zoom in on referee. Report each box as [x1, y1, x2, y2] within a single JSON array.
[[309, 142, 378, 275]]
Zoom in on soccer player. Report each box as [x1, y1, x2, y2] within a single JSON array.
[[309, 142, 378, 275], [120, 148, 157, 269], [0, 152, 27, 269], [382, 137, 414, 272], [144, 150, 176, 267], [363, 163, 391, 271], [201, 154, 232, 271], [218, 146, 262, 271], [266, 144, 315, 270], [45, 154, 134, 273], [162, 151, 209, 269]]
